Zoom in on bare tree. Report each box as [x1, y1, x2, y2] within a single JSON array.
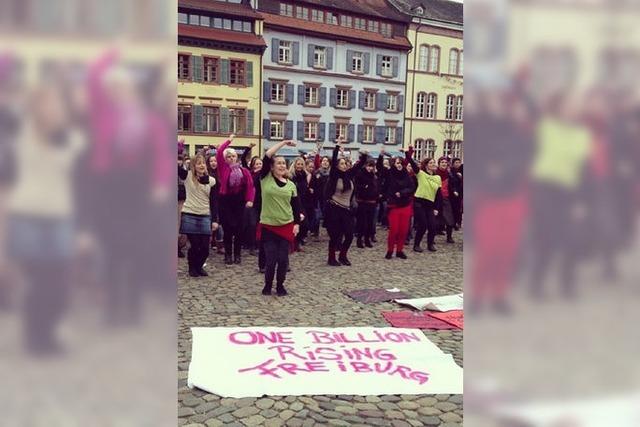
[[439, 120, 463, 158]]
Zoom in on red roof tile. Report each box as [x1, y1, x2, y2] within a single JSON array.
[[262, 13, 411, 50], [179, 0, 263, 19], [178, 24, 267, 47]]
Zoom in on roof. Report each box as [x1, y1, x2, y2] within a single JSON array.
[[388, 0, 463, 24], [262, 13, 412, 50], [294, 0, 410, 22], [178, 24, 267, 47], [179, 0, 263, 19]]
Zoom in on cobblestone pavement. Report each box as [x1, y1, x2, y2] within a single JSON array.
[[179, 227, 463, 427]]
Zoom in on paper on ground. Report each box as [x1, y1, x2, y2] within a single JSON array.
[[395, 293, 463, 312]]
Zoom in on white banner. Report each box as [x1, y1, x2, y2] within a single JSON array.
[[395, 293, 464, 312], [188, 327, 463, 398]]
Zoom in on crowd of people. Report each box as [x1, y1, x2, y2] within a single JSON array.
[[178, 135, 464, 296]]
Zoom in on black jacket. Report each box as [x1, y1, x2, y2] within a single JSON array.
[[355, 168, 379, 202]]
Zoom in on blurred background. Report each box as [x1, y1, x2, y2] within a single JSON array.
[[0, 0, 177, 425], [464, 0, 640, 425]]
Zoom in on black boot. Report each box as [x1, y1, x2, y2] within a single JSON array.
[[188, 269, 199, 277], [262, 284, 272, 296], [197, 267, 208, 276], [396, 251, 407, 259], [385, 251, 393, 259], [338, 251, 351, 266], [364, 237, 373, 248], [413, 245, 423, 253], [224, 254, 233, 265], [328, 246, 340, 266], [276, 283, 288, 296], [357, 236, 364, 248], [234, 253, 242, 264], [428, 244, 437, 252], [371, 235, 377, 243]]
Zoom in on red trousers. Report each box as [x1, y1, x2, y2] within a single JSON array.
[[387, 205, 412, 253]]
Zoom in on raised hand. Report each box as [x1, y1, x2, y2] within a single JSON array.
[[284, 140, 297, 147], [249, 142, 256, 148], [229, 133, 236, 141]]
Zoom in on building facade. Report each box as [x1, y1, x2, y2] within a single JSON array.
[[390, 0, 463, 161], [258, 0, 412, 158], [178, 0, 266, 156]]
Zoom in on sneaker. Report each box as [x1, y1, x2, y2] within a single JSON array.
[[197, 268, 208, 277], [396, 251, 408, 259]]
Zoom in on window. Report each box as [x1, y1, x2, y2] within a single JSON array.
[[203, 106, 219, 133], [418, 45, 429, 71], [178, 13, 188, 24], [386, 93, 397, 112], [459, 51, 463, 75], [327, 12, 338, 25], [455, 96, 463, 120], [230, 109, 246, 134], [364, 91, 376, 110], [280, 3, 293, 17], [230, 60, 245, 85], [380, 23, 392, 37], [304, 122, 318, 141], [428, 46, 440, 72], [271, 82, 285, 103], [203, 57, 218, 83], [178, 54, 190, 80], [314, 46, 326, 68], [352, 52, 363, 72], [340, 15, 352, 27], [449, 49, 459, 74], [305, 86, 319, 106], [368, 20, 379, 33], [446, 95, 456, 120], [363, 125, 374, 143], [200, 16, 210, 27], [279, 41, 292, 64], [426, 93, 437, 119], [243, 22, 251, 32], [178, 104, 192, 131], [414, 138, 436, 161], [416, 92, 425, 118], [381, 55, 392, 77], [336, 123, 348, 140], [270, 120, 284, 139], [189, 14, 199, 25], [354, 17, 366, 30], [311, 9, 324, 22], [233, 20, 243, 31], [444, 140, 463, 159], [213, 18, 222, 28], [223, 19, 231, 30], [296, 6, 308, 19], [385, 127, 396, 144], [336, 89, 349, 108]]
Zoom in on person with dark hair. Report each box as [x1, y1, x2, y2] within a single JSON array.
[[324, 138, 366, 266], [449, 157, 463, 229], [354, 158, 379, 248], [177, 150, 188, 258], [241, 143, 261, 256], [313, 155, 331, 238], [407, 149, 442, 253], [255, 139, 301, 296], [289, 157, 309, 251], [436, 157, 456, 243], [205, 150, 224, 254]]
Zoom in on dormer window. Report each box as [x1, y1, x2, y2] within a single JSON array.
[[416, 6, 424, 14]]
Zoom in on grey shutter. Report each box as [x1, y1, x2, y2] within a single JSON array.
[[377, 93, 388, 111], [193, 56, 203, 82], [193, 105, 204, 132], [319, 87, 327, 106], [190, 56, 196, 81], [397, 95, 404, 113], [348, 90, 356, 109], [263, 82, 271, 101], [357, 124, 364, 143], [376, 54, 382, 76], [271, 38, 280, 63], [330, 88, 336, 107], [318, 123, 326, 142], [329, 123, 336, 141], [285, 120, 294, 139], [346, 50, 354, 72], [375, 126, 386, 144], [292, 42, 300, 65], [307, 44, 315, 67], [348, 124, 355, 143], [263, 119, 271, 140], [286, 84, 294, 104], [297, 85, 305, 105], [395, 127, 403, 144], [326, 47, 334, 70], [247, 109, 255, 135], [363, 52, 371, 74], [358, 91, 365, 110], [220, 59, 230, 84], [297, 121, 304, 140], [246, 61, 253, 86], [220, 108, 230, 133], [392, 56, 399, 78]]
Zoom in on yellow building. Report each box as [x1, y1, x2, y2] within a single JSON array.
[[391, 0, 463, 161], [178, 0, 266, 156]]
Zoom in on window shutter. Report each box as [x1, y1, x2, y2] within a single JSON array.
[[398, 95, 404, 113], [348, 90, 356, 109], [297, 121, 304, 140], [346, 50, 354, 72], [348, 124, 355, 142], [326, 47, 334, 70], [395, 127, 403, 144], [247, 109, 255, 135], [297, 85, 305, 105], [392, 56, 399, 78], [193, 105, 204, 132], [377, 93, 388, 111], [285, 120, 294, 139], [246, 61, 253, 86], [329, 123, 336, 141], [263, 82, 271, 101], [330, 88, 336, 107], [318, 123, 326, 142], [363, 53, 371, 74], [358, 91, 365, 110], [319, 87, 327, 106], [286, 84, 294, 104], [308, 44, 315, 67], [190, 56, 196, 81], [263, 119, 271, 140], [271, 38, 280, 63], [220, 59, 230, 84], [220, 108, 230, 133], [193, 56, 203, 82], [375, 126, 385, 144], [357, 125, 364, 143], [376, 54, 382, 76], [292, 42, 300, 65]]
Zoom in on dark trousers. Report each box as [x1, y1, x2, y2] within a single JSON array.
[[187, 234, 210, 272], [451, 195, 463, 227], [263, 230, 290, 288], [414, 199, 438, 247], [356, 202, 376, 239], [378, 200, 388, 226], [326, 203, 355, 254], [219, 194, 245, 258], [243, 206, 259, 250]]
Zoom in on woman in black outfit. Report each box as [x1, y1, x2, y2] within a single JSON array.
[[289, 157, 309, 251], [354, 158, 379, 248]]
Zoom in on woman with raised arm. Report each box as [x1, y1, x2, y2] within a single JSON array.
[[383, 148, 417, 259], [324, 138, 367, 266], [255, 140, 302, 296], [216, 134, 255, 265], [407, 148, 442, 253]]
